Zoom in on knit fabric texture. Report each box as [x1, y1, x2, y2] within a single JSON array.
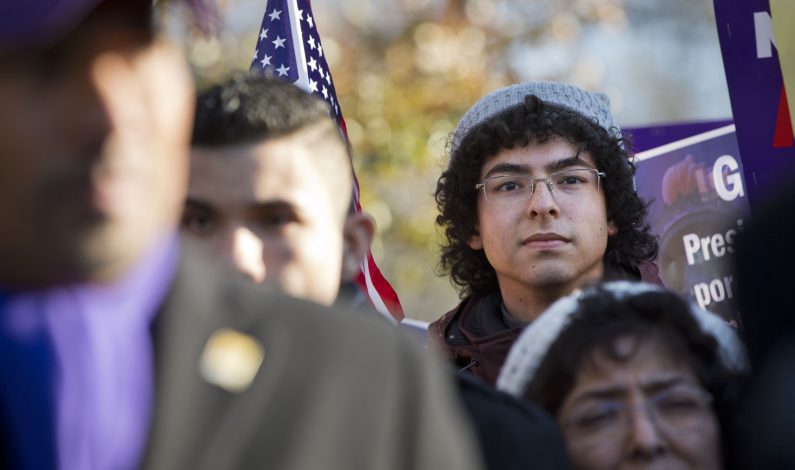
[[451, 81, 621, 152]]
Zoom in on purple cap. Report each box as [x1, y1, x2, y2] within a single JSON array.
[[0, 0, 106, 48], [1, 0, 219, 49]]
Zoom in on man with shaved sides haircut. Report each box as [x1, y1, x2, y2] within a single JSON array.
[[184, 74, 375, 308]]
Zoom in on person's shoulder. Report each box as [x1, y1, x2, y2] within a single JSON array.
[[456, 372, 557, 427], [234, 280, 401, 344], [168, 252, 446, 412], [183, 257, 417, 365], [170, 250, 449, 396], [169, 251, 385, 330], [151, 254, 485, 470], [428, 296, 473, 338], [456, 374, 571, 470]]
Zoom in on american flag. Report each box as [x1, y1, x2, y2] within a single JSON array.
[[250, 0, 404, 322]]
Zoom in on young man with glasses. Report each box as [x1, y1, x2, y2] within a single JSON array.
[[429, 82, 661, 385]]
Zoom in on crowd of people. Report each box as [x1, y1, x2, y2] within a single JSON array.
[[0, 0, 792, 469]]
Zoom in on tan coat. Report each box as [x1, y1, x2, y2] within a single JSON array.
[[142, 255, 484, 470]]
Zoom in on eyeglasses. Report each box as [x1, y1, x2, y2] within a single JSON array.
[[474, 168, 606, 203], [560, 383, 714, 442]]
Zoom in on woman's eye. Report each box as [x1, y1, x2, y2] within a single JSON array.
[[658, 396, 700, 411], [573, 408, 620, 429]]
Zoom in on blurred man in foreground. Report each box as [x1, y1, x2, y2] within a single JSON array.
[[0, 2, 483, 469]]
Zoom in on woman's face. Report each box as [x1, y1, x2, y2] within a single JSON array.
[[557, 336, 722, 470]]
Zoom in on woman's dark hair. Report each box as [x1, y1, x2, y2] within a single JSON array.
[[525, 287, 744, 468], [435, 95, 658, 298]]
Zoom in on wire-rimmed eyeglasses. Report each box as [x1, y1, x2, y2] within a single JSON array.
[[474, 168, 606, 202], [559, 382, 714, 442]]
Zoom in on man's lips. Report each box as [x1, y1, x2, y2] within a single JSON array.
[[522, 233, 570, 249]]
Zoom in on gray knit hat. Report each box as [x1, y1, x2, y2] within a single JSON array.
[[496, 281, 749, 398], [451, 81, 621, 152]]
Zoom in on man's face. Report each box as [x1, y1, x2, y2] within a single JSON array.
[[469, 137, 616, 311], [183, 126, 350, 306], [0, 8, 194, 288]]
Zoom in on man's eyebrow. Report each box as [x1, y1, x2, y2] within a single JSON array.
[[545, 155, 595, 172], [248, 200, 297, 213], [184, 197, 213, 211], [482, 162, 532, 179], [482, 155, 595, 179]]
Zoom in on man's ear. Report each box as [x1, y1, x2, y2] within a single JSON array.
[[607, 219, 618, 236], [468, 227, 483, 250], [341, 212, 376, 282]]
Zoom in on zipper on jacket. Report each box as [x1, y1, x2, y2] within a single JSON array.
[[459, 358, 479, 373]]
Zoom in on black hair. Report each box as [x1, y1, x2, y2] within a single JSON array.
[[192, 72, 344, 148], [435, 95, 658, 298]]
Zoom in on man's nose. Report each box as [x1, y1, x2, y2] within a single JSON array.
[[74, 49, 142, 151], [526, 178, 559, 218], [229, 226, 266, 283]]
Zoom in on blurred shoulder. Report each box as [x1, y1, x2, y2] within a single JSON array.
[[174, 250, 421, 365]]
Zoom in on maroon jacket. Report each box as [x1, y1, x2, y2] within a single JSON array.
[[429, 293, 520, 385], [428, 261, 664, 385]]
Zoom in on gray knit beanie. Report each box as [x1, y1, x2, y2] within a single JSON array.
[[451, 81, 621, 152]]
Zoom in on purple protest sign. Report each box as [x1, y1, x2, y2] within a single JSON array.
[[635, 125, 749, 325], [713, 0, 795, 209], [626, 120, 733, 153]]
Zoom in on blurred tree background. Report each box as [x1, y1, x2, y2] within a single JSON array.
[[169, 0, 732, 322]]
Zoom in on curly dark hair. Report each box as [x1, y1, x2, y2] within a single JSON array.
[[524, 286, 745, 468], [435, 95, 658, 298]]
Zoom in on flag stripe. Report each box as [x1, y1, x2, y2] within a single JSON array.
[[362, 255, 397, 324], [285, 0, 309, 90]]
